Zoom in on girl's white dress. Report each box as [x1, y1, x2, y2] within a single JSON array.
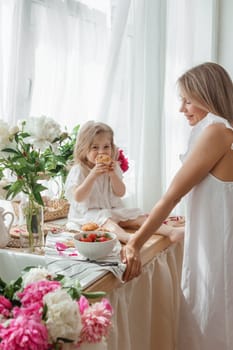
[[178, 113, 233, 350], [64, 163, 143, 230]]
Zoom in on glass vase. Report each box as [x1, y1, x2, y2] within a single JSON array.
[[19, 198, 44, 253]]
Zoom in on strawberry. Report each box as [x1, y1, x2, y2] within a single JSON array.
[[89, 233, 97, 242]]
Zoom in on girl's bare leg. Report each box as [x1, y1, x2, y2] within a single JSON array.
[[155, 223, 184, 242], [119, 215, 148, 230], [102, 217, 184, 244], [119, 218, 184, 242], [101, 218, 131, 244]]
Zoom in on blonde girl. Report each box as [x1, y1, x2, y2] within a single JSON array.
[[65, 120, 182, 243]]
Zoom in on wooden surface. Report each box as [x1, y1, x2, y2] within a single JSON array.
[[84, 234, 172, 293]]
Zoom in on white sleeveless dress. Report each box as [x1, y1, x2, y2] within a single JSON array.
[[64, 163, 143, 230], [178, 113, 233, 350]]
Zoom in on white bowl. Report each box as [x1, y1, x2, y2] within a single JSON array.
[[73, 231, 117, 259]]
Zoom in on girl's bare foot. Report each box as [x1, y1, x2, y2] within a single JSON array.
[[169, 226, 184, 242], [102, 219, 131, 244], [154, 223, 184, 242]]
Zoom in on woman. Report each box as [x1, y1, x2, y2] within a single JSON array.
[[122, 62, 233, 350]]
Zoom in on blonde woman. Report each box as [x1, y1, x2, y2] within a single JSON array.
[[122, 62, 233, 350], [65, 121, 182, 243]]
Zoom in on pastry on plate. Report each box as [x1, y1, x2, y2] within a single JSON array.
[[81, 222, 99, 231]]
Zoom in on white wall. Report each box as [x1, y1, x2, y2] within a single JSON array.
[[218, 0, 233, 76]]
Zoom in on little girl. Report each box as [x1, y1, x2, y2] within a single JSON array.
[[65, 121, 183, 243]]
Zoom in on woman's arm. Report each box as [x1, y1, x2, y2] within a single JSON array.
[[122, 123, 233, 281]]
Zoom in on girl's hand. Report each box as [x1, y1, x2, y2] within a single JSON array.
[[121, 241, 142, 282], [108, 160, 117, 175], [89, 163, 110, 178]]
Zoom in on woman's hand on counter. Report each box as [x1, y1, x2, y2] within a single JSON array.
[[121, 236, 142, 282]]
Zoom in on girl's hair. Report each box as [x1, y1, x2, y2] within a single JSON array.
[[177, 62, 233, 122], [73, 120, 118, 169]]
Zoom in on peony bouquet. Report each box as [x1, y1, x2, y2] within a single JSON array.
[[0, 266, 113, 349], [0, 116, 79, 206]]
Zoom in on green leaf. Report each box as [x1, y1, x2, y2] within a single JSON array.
[[1, 147, 19, 155], [82, 291, 106, 299], [67, 287, 82, 300], [4, 276, 23, 301], [5, 181, 25, 199], [0, 278, 7, 294], [42, 303, 48, 320], [33, 191, 44, 206], [56, 338, 73, 344]]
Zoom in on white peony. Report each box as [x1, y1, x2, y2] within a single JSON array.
[[43, 289, 82, 343], [24, 115, 62, 151], [9, 125, 19, 135], [17, 119, 26, 131], [22, 267, 50, 286], [0, 119, 10, 151]]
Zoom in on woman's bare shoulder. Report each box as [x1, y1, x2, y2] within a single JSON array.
[[200, 122, 233, 149]]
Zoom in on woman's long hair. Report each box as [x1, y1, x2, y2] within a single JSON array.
[[178, 62, 233, 122]]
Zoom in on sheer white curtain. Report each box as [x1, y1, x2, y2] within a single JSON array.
[[29, 0, 110, 131], [0, 0, 33, 124], [0, 0, 220, 213], [97, 0, 166, 210], [98, 0, 219, 212], [162, 0, 219, 214]]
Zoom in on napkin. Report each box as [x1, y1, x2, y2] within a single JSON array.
[[44, 232, 126, 287]]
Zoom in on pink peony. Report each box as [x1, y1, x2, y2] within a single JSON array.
[[101, 298, 113, 313], [0, 296, 12, 318], [78, 295, 90, 314], [17, 280, 61, 307], [117, 149, 129, 172], [13, 303, 42, 319], [55, 242, 68, 251], [0, 315, 48, 350], [0, 267, 113, 349], [79, 299, 113, 344]]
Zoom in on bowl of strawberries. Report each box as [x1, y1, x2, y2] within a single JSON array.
[[73, 231, 117, 259]]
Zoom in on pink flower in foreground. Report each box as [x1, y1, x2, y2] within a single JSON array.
[[0, 296, 12, 318], [13, 302, 42, 319], [79, 298, 113, 344], [55, 242, 69, 251], [17, 280, 61, 307], [0, 315, 48, 350], [101, 298, 113, 313], [117, 149, 129, 172], [78, 295, 89, 314]]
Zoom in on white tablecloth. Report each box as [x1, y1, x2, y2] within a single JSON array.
[[105, 242, 183, 350]]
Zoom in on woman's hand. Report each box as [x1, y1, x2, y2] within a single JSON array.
[[121, 240, 142, 282]]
